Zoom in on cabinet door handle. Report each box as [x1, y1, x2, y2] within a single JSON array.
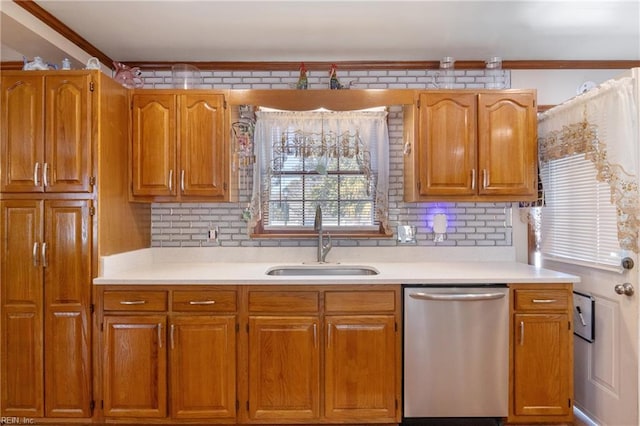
[[313, 323, 318, 348], [471, 169, 476, 190], [34, 162, 41, 187], [43, 162, 49, 187], [189, 300, 216, 305], [482, 169, 488, 189], [168, 169, 173, 192], [158, 323, 163, 348], [327, 323, 332, 348], [520, 321, 524, 346], [532, 299, 557, 304], [180, 170, 185, 192], [41, 242, 48, 267], [32, 242, 39, 267], [170, 324, 175, 349], [119, 300, 147, 305]]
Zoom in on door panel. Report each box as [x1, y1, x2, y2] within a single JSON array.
[[0, 200, 43, 416], [103, 315, 167, 418], [478, 93, 537, 196], [179, 94, 226, 198], [170, 315, 236, 419], [131, 94, 176, 196], [45, 75, 92, 192], [544, 259, 638, 426], [325, 315, 396, 420], [418, 92, 476, 196], [248, 316, 320, 420], [43, 199, 91, 417], [1, 75, 44, 192]]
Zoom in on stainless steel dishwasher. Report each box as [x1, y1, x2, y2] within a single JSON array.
[[403, 284, 509, 425]]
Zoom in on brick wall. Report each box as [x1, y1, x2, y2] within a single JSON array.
[[143, 68, 514, 248]]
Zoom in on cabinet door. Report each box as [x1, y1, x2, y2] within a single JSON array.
[[1, 75, 44, 192], [170, 315, 236, 420], [103, 315, 167, 418], [325, 315, 396, 421], [0, 200, 44, 416], [44, 75, 92, 193], [179, 94, 227, 198], [248, 316, 320, 420], [132, 94, 177, 196], [417, 92, 477, 196], [43, 200, 92, 417], [477, 92, 537, 196], [513, 313, 572, 417]]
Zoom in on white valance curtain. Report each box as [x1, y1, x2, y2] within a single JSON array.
[[537, 77, 639, 252], [248, 109, 390, 233]]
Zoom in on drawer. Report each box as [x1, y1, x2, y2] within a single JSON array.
[[103, 290, 168, 311], [513, 289, 569, 311], [248, 291, 319, 313], [172, 290, 237, 312], [325, 290, 396, 313]]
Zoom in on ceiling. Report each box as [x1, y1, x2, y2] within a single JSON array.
[[1, 0, 639, 66]]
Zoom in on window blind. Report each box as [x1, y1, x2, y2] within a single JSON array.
[[540, 153, 622, 270]]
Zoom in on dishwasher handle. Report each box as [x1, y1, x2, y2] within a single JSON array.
[[409, 292, 506, 302]]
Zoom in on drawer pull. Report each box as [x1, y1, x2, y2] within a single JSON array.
[[119, 300, 147, 305], [532, 299, 557, 303], [189, 300, 216, 305]]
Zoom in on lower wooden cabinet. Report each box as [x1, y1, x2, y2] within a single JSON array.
[[103, 315, 167, 418], [98, 287, 238, 423], [95, 283, 574, 425], [248, 315, 320, 420], [325, 315, 397, 421], [97, 285, 401, 424], [508, 284, 574, 424], [170, 315, 236, 419]]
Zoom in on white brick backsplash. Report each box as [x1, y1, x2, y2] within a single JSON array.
[[145, 67, 513, 247]]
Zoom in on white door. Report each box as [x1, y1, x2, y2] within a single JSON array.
[[543, 257, 638, 426]]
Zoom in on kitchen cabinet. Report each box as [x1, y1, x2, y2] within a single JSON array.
[[131, 91, 236, 202], [324, 290, 397, 421], [0, 70, 150, 422], [509, 284, 574, 424], [170, 290, 236, 420], [1, 73, 92, 193], [246, 290, 321, 421], [0, 199, 91, 418], [103, 315, 167, 418], [98, 287, 237, 422], [244, 286, 400, 424], [404, 90, 538, 202]]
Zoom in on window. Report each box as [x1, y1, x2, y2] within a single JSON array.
[[540, 153, 622, 270], [249, 109, 390, 236]]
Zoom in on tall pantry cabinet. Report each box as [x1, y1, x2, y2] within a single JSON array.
[[0, 70, 150, 420]]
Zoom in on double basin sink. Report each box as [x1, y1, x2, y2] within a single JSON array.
[[266, 264, 379, 276]]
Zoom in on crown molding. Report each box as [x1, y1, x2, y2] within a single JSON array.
[[12, 0, 114, 69]]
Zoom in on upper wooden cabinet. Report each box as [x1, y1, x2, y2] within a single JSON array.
[[1, 73, 92, 193], [131, 91, 236, 202], [404, 90, 538, 202]]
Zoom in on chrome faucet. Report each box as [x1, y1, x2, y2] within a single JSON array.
[[314, 205, 332, 263]]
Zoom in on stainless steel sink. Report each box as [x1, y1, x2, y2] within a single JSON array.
[[266, 265, 379, 276]]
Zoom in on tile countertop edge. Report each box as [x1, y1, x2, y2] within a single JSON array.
[[93, 261, 580, 285]]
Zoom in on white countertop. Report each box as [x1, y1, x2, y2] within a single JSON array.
[[94, 247, 579, 285]]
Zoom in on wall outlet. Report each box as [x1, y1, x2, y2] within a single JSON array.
[[208, 226, 220, 244]]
